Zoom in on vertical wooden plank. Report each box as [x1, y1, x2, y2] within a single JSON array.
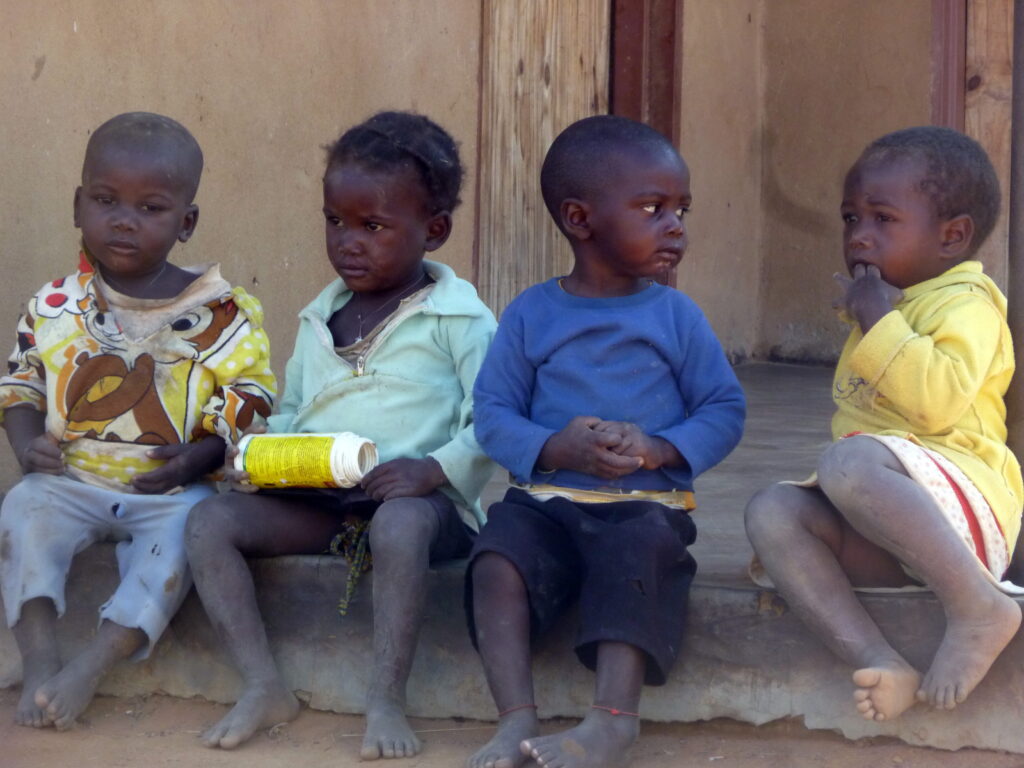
[[1005, 0, 1024, 579], [477, 0, 610, 314], [965, 0, 1013, 288], [931, 0, 967, 130]]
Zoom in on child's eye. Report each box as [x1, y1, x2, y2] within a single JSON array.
[[642, 203, 660, 215], [841, 213, 857, 224], [875, 213, 894, 223], [94, 195, 114, 205], [325, 215, 343, 228], [141, 203, 166, 213], [365, 221, 384, 232], [675, 206, 689, 218]]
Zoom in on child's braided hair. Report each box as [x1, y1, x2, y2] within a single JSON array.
[[325, 111, 464, 214]]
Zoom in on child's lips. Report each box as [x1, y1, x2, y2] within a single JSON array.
[[106, 240, 138, 255], [655, 247, 682, 265]]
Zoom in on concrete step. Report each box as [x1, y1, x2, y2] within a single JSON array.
[[2, 545, 1023, 753], [2, 363, 1022, 753]]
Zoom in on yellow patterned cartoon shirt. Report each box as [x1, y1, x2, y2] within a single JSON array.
[[0, 254, 277, 491]]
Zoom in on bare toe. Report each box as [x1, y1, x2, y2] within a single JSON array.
[[919, 592, 1020, 710], [361, 697, 421, 761], [201, 681, 299, 750]]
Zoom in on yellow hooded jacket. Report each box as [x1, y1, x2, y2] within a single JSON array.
[[832, 260, 1022, 551]]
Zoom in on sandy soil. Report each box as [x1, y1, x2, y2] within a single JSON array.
[[4, 689, 1024, 768]]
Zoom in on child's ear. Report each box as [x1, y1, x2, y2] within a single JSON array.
[[939, 213, 974, 259], [73, 187, 83, 228], [177, 204, 200, 244], [423, 211, 453, 252], [561, 198, 592, 240]]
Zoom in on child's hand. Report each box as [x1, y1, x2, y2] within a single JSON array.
[[833, 264, 903, 333], [591, 421, 682, 471], [539, 416, 644, 480], [19, 433, 64, 475], [132, 435, 226, 494], [361, 457, 446, 501], [220, 424, 266, 493]]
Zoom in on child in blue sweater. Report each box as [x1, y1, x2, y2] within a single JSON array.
[[467, 116, 745, 768]]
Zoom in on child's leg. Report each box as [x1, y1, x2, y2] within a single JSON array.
[[33, 482, 213, 730], [360, 495, 470, 760], [1, 473, 117, 728], [10, 597, 60, 727], [33, 620, 146, 730], [745, 479, 921, 720], [185, 491, 343, 749], [522, 641, 643, 768], [817, 436, 1021, 710], [467, 552, 537, 768]]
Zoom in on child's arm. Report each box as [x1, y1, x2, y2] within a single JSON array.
[[4, 406, 62, 475], [132, 290, 276, 493], [474, 305, 642, 482], [364, 310, 499, 502], [0, 299, 63, 475], [840, 274, 1007, 434], [623, 304, 746, 482]]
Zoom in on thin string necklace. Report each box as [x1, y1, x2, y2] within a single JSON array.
[[352, 271, 430, 342], [100, 262, 169, 297]]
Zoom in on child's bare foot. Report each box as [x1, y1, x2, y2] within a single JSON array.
[[15, 653, 61, 727], [33, 654, 106, 731], [360, 694, 420, 760], [468, 707, 539, 768], [852, 660, 921, 721], [917, 591, 1021, 710], [521, 709, 638, 768], [200, 679, 300, 749]]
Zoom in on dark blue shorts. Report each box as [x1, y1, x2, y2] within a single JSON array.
[[465, 487, 697, 685]]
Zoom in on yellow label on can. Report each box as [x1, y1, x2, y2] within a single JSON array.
[[240, 435, 339, 488]]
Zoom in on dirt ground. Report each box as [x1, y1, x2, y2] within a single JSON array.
[[4, 689, 1024, 768]]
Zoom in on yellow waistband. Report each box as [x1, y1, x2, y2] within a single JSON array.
[[517, 483, 696, 511]]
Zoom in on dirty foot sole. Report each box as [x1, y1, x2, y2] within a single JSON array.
[[852, 662, 921, 722]]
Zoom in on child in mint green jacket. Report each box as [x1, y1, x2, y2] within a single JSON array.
[[185, 111, 496, 759]]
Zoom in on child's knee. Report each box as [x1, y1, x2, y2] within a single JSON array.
[[471, 551, 523, 594], [368, 498, 436, 556], [184, 494, 241, 554], [744, 484, 812, 546], [817, 436, 889, 503]]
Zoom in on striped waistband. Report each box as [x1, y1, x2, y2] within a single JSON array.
[[516, 483, 696, 511]]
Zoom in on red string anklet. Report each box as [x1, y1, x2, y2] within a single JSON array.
[[498, 703, 538, 717], [592, 704, 639, 717]]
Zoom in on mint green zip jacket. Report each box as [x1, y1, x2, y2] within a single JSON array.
[[267, 260, 497, 529]]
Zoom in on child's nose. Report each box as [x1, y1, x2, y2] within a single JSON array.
[[332, 227, 361, 253], [846, 222, 871, 249], [110, 205, 138, 231]]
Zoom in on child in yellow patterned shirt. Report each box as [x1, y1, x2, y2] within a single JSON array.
[[0, 112, 276, 731]]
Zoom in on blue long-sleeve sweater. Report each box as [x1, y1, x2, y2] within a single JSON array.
[[473, 278, 745, 493]]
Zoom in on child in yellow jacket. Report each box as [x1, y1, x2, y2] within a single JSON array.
[[746, 126, 1022, 723]]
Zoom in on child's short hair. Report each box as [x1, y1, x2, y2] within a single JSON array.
[[325, 111, 463, 214], [540, 115, 678, 230], [857, 126, 1001, 255], [84, 112, 204, 201]]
